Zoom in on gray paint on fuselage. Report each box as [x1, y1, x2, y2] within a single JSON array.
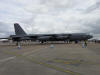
[[10, 23, 93, 42]]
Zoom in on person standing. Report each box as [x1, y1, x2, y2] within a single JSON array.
[[84, 40, 87, 47]]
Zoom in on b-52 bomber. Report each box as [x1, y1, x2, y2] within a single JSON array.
[[1, 23, 93, 44]]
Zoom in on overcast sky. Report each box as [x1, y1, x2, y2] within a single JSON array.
[[0, 0, 100, 39]]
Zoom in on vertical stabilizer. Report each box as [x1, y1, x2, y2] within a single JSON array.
[[14, 23, 27, 35]]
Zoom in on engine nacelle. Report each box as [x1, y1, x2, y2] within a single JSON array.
[[37, 36, 51, 41], [56, 36, 68, 39]]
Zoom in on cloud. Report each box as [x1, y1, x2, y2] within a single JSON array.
[[0, 0, 100, 39], [84, 1, 100, 13], [0, 22, 14, 37]]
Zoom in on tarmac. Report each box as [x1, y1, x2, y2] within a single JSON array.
[[0, 42, 100, 75]]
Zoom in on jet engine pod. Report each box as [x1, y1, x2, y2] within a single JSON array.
[[56, 36, 69, 39], [37, 36, 51, 41]]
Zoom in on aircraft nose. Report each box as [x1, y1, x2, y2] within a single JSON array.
[[88, 35, 93, 38]]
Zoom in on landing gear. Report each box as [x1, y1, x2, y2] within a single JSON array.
[[16, 41, 20, 46], [75, 40, 78, 44], [16, 42, 18, 46], [41, 41, 44, 44], [40, 40, 47, 44], [84, 40, 87, 47]]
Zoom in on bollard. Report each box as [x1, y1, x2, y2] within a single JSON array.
[[50, 45, 54, 48], [17, 45, 21, 50], [82, 43, 85, 48]]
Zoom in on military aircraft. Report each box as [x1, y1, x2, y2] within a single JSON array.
[[0, 23, 93, 44]]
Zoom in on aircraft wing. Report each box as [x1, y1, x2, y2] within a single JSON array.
[[26, 34, 72, 41], [0, 38, 9, 39]]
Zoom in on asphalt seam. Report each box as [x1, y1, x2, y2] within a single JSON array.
[[3, 50, 81, 75], [0, 56, 16, 63], [23, 47, 48, 56]]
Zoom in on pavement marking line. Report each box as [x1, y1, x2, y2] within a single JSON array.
[[0, 56, 16, 63], [28, 57, 80, 75], [23, 47, 48, 56], [20, 46, 42, 53], [3, 50, 81, 75], [52, 59, 83, 65], [52, 59, 100, 66]]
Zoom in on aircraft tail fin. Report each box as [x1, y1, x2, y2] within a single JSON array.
[[14, 23, 27, 35]]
